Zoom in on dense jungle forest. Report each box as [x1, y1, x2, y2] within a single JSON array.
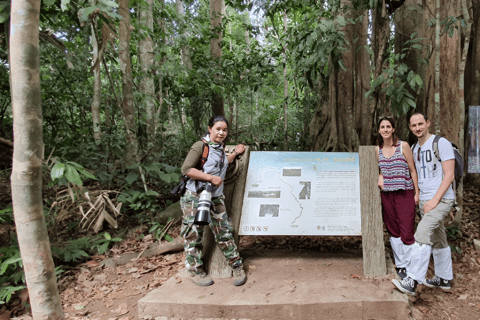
[[1, 0, 480, 318]]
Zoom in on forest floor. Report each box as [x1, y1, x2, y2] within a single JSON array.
[[0, 178, 480, 320]]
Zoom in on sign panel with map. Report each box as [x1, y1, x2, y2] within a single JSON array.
[[239, 152, 361, 236]]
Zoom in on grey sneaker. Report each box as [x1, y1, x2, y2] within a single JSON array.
[[188, 271, 214, 287], [396, 267, 407, 280], [233, 266, 247, 286], [424, 276, 451, 290], [392, 277, 417, 296]]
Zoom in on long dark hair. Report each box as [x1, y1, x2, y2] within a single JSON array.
[[377, 117, 399, 148], [204, 115, 229, 137]]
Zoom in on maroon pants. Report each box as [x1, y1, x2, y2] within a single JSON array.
[[380, 189, 415, 245]]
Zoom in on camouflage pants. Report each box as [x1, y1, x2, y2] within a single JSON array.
[[180, 189, 242, 274]]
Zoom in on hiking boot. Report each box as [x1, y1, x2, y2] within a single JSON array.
[[424, 276, 451, 290], [188, 271, 214, 287], [392, 277, 417, 296], [233, 266, 247, 286], [396, 267, 407, 280]]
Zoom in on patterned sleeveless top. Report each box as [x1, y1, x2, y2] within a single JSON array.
[[378, 141, 414, 192]]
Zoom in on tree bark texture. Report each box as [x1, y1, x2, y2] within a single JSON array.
[[140, 0, 156, 144], [210, 0, 225, 117], [283, 11, 288, 151], [371, 0, 390, 120], [354, 10, 373, 146], [434, 0, 440, 134], [466, 0, 480, 107], [419, 0, 461, 144], [393, 0, 425, 140], [10, 0, 64, 318], [119, 0, 140, 166], [359, 146, 386, 276], [454, 0, 472, 225], [309, 4, 367, 151], [91, 23, 102, 143]]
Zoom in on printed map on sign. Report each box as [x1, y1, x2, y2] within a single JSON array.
[[239, 152, 361, 236]]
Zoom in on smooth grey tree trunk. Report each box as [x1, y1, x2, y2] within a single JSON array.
[[10, 0, 64, 318]]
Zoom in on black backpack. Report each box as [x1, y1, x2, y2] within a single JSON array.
[[413, 136, 464, 187]]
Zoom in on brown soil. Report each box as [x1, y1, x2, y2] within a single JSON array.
[[1, 181, 479, 319]]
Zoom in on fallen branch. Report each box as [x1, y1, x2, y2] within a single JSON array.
[[0, 137, 13, 148], [100, 236, 184, 268]]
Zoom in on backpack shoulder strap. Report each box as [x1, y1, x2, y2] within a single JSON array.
[[199, 139, 209, 168], [433, 135, 443, 162]]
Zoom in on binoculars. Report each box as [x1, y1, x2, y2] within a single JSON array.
[[194, 182, 213, 225]]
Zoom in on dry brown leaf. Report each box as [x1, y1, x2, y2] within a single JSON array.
[[458, 294, 469, 300], [351, 274, 361, 280]]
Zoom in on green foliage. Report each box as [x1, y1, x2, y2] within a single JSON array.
[[0, 1, 9, 23], [0, 285, 25, 305], [446, 226, 462, 254], [51, 237, 92, 263], [118, 189, 162, 214], [446, 225, 462, 240], [149, 218, 174, 242], [0, 246, 25, 304], [91, 232, 122, 255], [366, 32, 425, 117], [50, 159, 97, 187], [0, 205, 13, 224]]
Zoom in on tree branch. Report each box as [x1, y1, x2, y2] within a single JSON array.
[[0, 137, 13, 148]]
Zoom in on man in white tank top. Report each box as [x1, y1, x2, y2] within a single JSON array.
[[392, 113, 455, 296]]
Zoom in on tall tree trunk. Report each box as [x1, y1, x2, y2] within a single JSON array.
[[10, 0, 64, 318], [210, 0, 225, 117], [156, 0, 165, 134], [91, 23, 102, 144], [371, 0, 390, 122], [119, 0, 140, 166], [309, 2, 362, 151], [393, 0, 425, 140], [454, 0, 472, 225], [283, 11, 288, 151], [434, 0, 440, 134], [140, 0, 156, 145], [467, 0, 480, 106], [355, 9, 373, 146]]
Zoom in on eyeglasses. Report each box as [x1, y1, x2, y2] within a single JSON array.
[[417, 147, 421, 161]]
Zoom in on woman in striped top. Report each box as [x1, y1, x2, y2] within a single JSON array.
[[376, 117, 419, 280]]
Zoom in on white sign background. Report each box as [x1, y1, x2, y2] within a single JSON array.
[[239, 151, 362, 236]]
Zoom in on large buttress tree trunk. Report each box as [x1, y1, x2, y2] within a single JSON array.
[[10, 0, 64, 318], [355, 9, 373, 146], [210, 0, 225, 117], [309, 2, 365, 151], [393, 0, 425, 140], [119, 0, 140, 166], [371, 1, 390, 120], [140, 0, 156, 144]]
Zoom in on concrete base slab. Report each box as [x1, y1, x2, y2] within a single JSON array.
[[138, 250, 409, 320]]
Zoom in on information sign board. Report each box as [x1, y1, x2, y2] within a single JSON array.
[[239, 152, 362, 236]]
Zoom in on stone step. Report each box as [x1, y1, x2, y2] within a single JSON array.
[[138, 250, 409, 320]]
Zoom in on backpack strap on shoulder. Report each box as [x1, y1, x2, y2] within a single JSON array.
[[432, 135, 443, 171], [199, 139, 209, 168]]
